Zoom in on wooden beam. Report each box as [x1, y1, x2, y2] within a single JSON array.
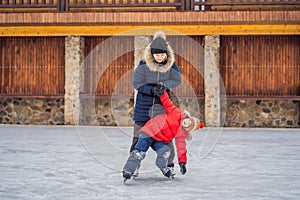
[[1, 11, 299, 26], [0, 24, 299, 36]]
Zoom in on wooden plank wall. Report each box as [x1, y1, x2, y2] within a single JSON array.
[[1, 35, 299, 98], [220, 35, 300, 98], [84, 36, 135, 97], [83, 36, 204, 97], [0, 37, 65, 97], [168, 36, 204, 97]]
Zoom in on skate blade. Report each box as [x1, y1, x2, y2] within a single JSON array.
[[132, 174, 138, 179]]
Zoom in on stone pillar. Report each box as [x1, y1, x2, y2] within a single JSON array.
[[134, 36, 151, 69], [204, 35, 221, 127], [133, 36, 152, 103], [64, 36, 85, 125]]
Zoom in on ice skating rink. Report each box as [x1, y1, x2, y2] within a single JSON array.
[[0, 125, 299, 200]]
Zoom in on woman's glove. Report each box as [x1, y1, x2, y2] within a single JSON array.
[[179, 162, 187, 175], [151, 85, 165, 97], [156, 81, 166, 90]]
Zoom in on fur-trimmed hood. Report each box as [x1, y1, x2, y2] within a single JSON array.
[[144, 31, 175, 73]]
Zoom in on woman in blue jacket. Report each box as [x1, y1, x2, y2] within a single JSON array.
[[130, 30, 182, 177]]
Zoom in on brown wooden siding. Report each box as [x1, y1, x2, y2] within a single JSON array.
[[2, 11, 299, 26], [1, 35, 299, 99], [0, 37, 65, 97], [83, 36, 204, 97], [220, 35, 300, 98], [84, 36, 135, 97], [168, 36, 204, 97]]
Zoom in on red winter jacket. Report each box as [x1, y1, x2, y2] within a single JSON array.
[[140, 91, 188, 163]]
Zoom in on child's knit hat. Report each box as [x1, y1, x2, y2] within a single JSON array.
[[186, 117, 204, 132], [181, 113, 204, 132]]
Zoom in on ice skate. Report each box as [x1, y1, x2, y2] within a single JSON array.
[[161, 167, 172, 178], [123, 171, 132, 183], [132, 167, 140, 179], [169, 167, 176, 179]]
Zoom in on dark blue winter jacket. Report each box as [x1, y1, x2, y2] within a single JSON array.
[[132, 40, 182, 122]]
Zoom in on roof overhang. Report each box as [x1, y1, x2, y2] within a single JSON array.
[[0, 11, 299, 36]]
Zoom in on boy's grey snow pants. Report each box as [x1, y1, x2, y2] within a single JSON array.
[[131, 121, 175, 167], [123, 145, 170, 174]]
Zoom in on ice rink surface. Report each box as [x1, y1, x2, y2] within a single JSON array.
[[0, 125, 299, 200]]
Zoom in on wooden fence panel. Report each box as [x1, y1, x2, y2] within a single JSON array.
[[84, 35, 204, 97], [220, 35, 300, 98], [1, 35, 299, 99], [168, 35, 204, 97], [0, 37, 65, 97], [84, 36, 135, 97]]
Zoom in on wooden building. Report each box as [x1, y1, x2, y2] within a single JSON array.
[[0, 1, 299, 127]]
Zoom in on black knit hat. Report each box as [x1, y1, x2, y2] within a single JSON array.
[[150, 38, 168, 54]]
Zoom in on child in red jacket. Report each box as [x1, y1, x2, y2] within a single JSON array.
[[122, 85, 204, 181]]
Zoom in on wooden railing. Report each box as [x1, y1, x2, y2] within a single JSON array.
[[0, 0, 64, 12], [192, 0, 300, 11], [0, 0, 184, 12], [0, 0, 299, 12], [66, 0, 184, 11]]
